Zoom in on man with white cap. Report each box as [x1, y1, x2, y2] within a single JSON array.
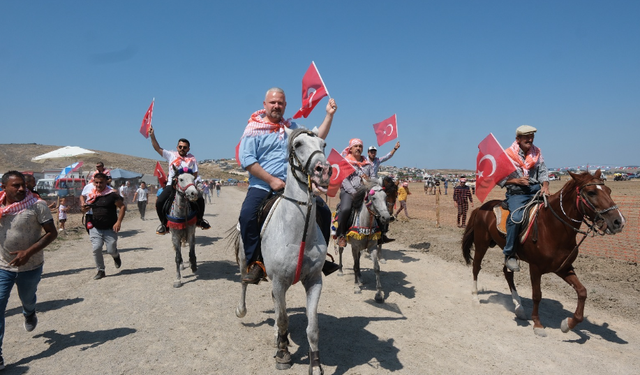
[[498, 125, 550, 272], [367, 141, 400, 178]]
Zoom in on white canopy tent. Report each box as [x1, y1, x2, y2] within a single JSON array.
[[31, 146, 97, 162]]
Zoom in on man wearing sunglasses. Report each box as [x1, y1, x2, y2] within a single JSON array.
[[149, 126, 210, 234]]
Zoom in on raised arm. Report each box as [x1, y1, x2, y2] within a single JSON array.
[[316, 98, 337, 140], [149, 125, 164, 157]]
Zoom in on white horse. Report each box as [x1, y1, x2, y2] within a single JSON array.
[[337, 181, 392, 302], [232, 128, 332, 374], [167, 166, 199, 288]]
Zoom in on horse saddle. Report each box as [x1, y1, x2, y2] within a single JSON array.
[[493, 201, 542, 243]]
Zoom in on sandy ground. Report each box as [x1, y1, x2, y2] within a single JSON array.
[[3, 186, 640, 374]]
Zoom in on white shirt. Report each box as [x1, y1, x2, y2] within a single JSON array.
[[162, 149, 198, 186]]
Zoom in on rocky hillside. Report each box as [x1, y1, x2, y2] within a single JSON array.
[[0, 143, 245, 181]]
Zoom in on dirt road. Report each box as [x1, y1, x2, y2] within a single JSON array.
[[4, 187, 639, 374]]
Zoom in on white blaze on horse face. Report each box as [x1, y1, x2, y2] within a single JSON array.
[[479, 155, 497, 177]]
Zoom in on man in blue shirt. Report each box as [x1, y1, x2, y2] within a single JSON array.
[[238, 87, 338, 284]]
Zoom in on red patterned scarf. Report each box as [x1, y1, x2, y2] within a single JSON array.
[[505, 141, 542, 177], [170, 154, 196, 169], [0, 191, 41, 219], [241, 109, 292, 139], [86, 185, 115, 204]]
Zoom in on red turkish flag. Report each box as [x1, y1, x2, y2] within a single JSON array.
[[153, 161, 167, 187], [293, 62, 329, 119], [140, 99, 154, 138], [475, 133, 516, 203], [326, 148, 356, 197], [373, 114, 398, 146]]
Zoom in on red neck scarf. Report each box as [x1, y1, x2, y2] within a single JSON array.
[[505, 141, 542, 177], [242, 109, 292, 139], [86, 185, 115, 204], [0, 191, 41, 219]]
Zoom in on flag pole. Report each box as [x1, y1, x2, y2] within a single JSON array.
[[312, 61, 331, 99]]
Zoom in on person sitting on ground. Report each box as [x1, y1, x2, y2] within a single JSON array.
[[335, 138, 374, 247], [149, 126, 209, 234], [497, 125, 550, 272]]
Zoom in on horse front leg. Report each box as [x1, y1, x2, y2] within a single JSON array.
[[304, 275, 324, 375], [503, 265, 526, 321], [377, 242, 386, 264], [529, 265, 547, 336], [352, 246, 362, 294], [371, 247, 384, 303], [173, 238, 183, 288], [558, 268, 587, 333], [271, 280, 291, 370], [188, 228, 197, 273], [337, 246, 344, 276], [236, 240, 248, 318]]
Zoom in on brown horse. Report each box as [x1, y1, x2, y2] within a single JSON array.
[[462, 170, 625, 336]]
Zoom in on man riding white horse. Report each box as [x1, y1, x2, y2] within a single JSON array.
[[237, 87, 340, 284], [149, 127, 210, 235]]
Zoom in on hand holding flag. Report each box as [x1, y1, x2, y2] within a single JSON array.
[[326, 148, 356, 197], [293, 62, 330, 119], [373, 114, 398, 146], [475, 133, 516, 203], [140, 99, 155, 138]]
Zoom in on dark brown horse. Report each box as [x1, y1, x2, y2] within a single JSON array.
[[462, 170, 625, 336]]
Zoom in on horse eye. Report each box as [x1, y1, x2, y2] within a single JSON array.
[[294, 141, 302, 148], [587, 190, 597, 197]]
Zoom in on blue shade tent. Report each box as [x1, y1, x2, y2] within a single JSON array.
[[109, 168, 143, 187], [110, 169, 142, 179]]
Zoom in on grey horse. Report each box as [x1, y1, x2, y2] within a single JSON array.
[[167, 166, 199, 288], [337, 181, 392, 302], [232, 128, 332, 375]]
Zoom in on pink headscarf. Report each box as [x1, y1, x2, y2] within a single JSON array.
[[341, 138, 363, 157]]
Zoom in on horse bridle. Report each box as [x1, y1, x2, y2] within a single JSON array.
[[287, 130, 325, 192], [364, 187, 385, 218]]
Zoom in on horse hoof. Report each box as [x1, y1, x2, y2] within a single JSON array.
[[379, 259, 387, 264], [533, 327, 547, 337], [309, 365, 324, 375], [275, 349, 292, 370], [276, 362, 292, 370], [173, 281, 182, 288], [337, 270, 344, 277], [191, 264, 197, 273], [514, 305, 527, 320], [561, 318, 571, 333], [354, 288, 362, 294], [374, 292, 385, 303], [235, 306, 246, 318]]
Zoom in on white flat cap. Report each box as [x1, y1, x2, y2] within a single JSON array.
[[516, 125, 537, 136]]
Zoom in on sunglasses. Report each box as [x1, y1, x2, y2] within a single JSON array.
[[178, 146, 189, 150]]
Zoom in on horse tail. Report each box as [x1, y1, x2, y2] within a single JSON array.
[[225, 224, 241, 265], [462, 208, 478, 265]]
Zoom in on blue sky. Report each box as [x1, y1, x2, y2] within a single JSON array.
[[1, 1, 638, 170]]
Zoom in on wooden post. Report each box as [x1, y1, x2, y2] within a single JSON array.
[[435, 186, 441, 228]]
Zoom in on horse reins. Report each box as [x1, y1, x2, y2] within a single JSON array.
[[548, 181, 615, 272], [285, 130, 323, 285]]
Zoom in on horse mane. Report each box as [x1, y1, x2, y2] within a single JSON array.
[[382, 176, 398, 199], [287, 127, 313, 149], [352, 181, 378, 210]]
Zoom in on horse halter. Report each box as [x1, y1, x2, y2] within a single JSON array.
[[174, 169, 196, 195], [287, 130, 325, 191], [365, 187, 384, 218], [557, 181, 617, 235]]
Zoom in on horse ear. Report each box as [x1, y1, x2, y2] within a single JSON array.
[[593, 168, 602, 179], [284, 127, 293, 136], [568, 171, 577, 180]]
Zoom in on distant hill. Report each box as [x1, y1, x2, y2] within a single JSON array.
[[0, 143, 244, 181]]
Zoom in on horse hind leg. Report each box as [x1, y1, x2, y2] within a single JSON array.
[[529, 265, 547, 337], [235, 238, 248, 318], [558, 269, 587, 333], [503, 267, 526, 321], [337, 246, 344, 276], [189, 229, 197, 273], [352, 246, 363, 294]]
